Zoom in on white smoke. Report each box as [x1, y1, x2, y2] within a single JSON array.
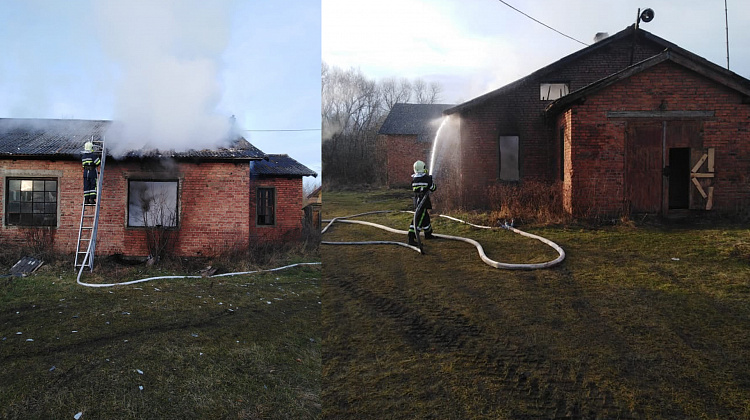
[[94, 0, 237, 157]]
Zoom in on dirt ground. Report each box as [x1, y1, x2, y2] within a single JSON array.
[[321, 190, 750, 419]]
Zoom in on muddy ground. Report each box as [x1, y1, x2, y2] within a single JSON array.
[[321, 190, 750, 419]]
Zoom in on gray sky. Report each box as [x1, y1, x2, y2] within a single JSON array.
[[0, 0, 321, 186], [323, 0, 750, 105]]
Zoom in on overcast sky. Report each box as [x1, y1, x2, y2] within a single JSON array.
[[0, 0, 321, 187], [323, 0, 750, 105]]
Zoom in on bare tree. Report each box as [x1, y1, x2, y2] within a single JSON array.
[[380, 77, 412, 113], [322, 62, 445, 187]]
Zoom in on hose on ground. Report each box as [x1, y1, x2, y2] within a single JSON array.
[[76, 262, 321, 288], [322, 211, 565, 270]]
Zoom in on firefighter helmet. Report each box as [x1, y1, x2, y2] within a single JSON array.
[[84, 141, 94, 152], [413, 160, 426, 174]]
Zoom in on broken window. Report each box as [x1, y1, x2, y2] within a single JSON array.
[[5, 178, 58, 226], [499, 136, 520, 181], [128, 180, 178, 227], [540, 83, 569, 100], [257, 187, 275, 226]]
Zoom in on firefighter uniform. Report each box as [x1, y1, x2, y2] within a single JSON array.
[[82, 142, 101, 204], [408, 161, 437, 246]]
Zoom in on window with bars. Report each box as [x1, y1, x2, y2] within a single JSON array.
[[540, 83, 570, 100], [257, 187, 275, 226], [5, 178, 58, 226]]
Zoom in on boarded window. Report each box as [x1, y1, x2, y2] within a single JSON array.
[[540, 83, 569, 100], [257, 187, 275, 226], [128, 180, 178, 227], [499, 136, 520, 181], [5, 178, 58, 226]]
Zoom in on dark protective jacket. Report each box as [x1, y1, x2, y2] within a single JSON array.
[[81, 151, 101, 197], [412, 172, 436, 209]]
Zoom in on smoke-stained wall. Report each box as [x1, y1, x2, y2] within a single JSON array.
[[0, 158, 307, 257]]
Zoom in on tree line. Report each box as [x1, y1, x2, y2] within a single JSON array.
[[322, 62, 443, 187]]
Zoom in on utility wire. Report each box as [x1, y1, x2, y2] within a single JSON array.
[[244, 128, 321, 132], [497, 0, 589, 46]]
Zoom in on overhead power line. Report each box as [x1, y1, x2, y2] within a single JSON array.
[[497, 0, 589, 47], [243, 128, 321, 132]]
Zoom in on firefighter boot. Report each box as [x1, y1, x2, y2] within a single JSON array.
[[408, 231, 418, 246]]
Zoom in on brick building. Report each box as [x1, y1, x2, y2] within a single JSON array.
[[0, 118, 316, 258], [376, 103, 453, 187], [444, 25, 750, 217]]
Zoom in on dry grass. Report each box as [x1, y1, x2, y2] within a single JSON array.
[[0, 254, 321, 419], [322, 189, 750, 419]]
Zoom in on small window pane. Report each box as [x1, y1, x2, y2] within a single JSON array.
[[20, 180, 33, 191], [45, 180, 56, 191], [9, 179, 20, 191], [33, 180, 45, 191], [33, 191, 45, 202]]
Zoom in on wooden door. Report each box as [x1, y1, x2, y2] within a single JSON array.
[[626, 123, 663, 213]]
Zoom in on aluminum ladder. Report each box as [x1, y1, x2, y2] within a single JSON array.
[[74, 137, 106, 272]]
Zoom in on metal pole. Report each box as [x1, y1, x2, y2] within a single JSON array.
[[725, 0, 730, 70]]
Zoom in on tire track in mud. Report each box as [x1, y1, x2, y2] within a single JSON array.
[[327, 272, 638, 419], [332, 275, 482, 353]]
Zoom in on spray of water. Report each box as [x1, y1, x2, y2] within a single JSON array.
[[429, 117, 449, 176]]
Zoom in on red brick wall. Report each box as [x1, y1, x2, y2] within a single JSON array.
[[380, 134, 431, 187], [560, 61, 750, 215], [0, 159, 305, 257], [456, 36, 668, 208], [249, 177, 304, 242]]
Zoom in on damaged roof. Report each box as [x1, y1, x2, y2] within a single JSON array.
[[251, 154, 317, 177], [0, 118, 266, 160], [378, 103, 454, 142]]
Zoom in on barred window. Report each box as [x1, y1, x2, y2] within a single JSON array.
[[6, 178, 58, 226], [257, 187, 275, 226]]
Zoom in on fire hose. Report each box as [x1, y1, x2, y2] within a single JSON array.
[[76, 262, 321, 288], [322, 194, 566, 270]]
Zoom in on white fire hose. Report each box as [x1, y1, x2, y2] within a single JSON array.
[[76, 261, 321, 288], [322, 208, 566, 270]]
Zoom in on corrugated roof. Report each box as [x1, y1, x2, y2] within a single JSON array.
[[251, 154, 317, 177], [378, 103, 454, 142], [0, 118, 265, 160]]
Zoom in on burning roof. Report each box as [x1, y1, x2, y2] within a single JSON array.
[[0, 118, 265, 160]]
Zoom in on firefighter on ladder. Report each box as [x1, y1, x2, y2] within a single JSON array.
[[81, 141, 101, 204], [408, 160, 437, 246]]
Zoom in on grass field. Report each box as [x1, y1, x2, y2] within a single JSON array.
[[322, 189, 750, 419], [0, 256, 321, 419]]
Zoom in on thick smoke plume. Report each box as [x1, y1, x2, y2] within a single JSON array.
[[94, 0, 237, 157]]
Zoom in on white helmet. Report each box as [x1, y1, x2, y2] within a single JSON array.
[[84, 141, 94, 152], [413, 160, 426, 174]]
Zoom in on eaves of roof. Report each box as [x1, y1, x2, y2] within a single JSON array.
[[251, 154, 317, 177]]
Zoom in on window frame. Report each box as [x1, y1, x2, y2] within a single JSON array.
[[256, 186, 276, 226], [5, 177, 59, 227], [540, 82, 570, 101], [126, 179, 180, 228]]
